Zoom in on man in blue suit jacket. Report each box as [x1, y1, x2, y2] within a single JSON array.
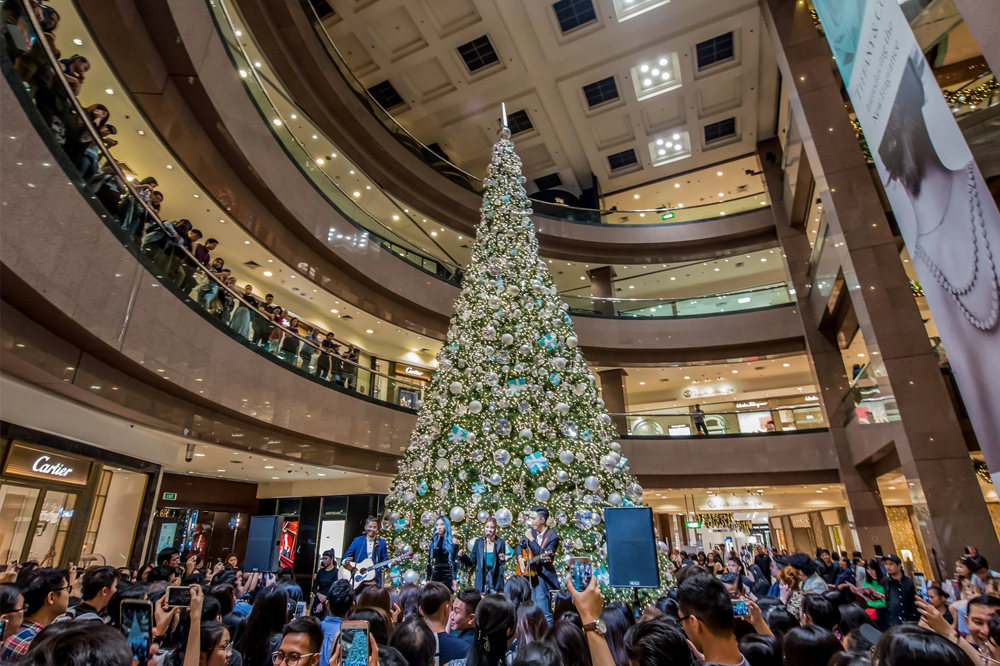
[[342, 516, 389, 589], [519, 506, 560, 624]]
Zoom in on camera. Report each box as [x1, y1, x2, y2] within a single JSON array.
[[185, 443, 195, 463]]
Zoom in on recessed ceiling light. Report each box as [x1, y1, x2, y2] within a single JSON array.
[[658, 149, 666, 156], [330, 309, 339, 314], [674, 183, 680, 188], [731, 370, 739, 374], [194, 453, 206, 457], [857, 353, 866, 358], [651, 68, 660, 76], [392, 215, 399, 220], [643, 78, 652, 86], [659, 58, 668, 66], [73, 38, 83, 45], [318, 473, 326, 477], [262, 271, 273, 277], [272, 119, 282, 126], [683, 376, 690, 380], [217, 469, 226, 472], [782, 363, 790, 367], [244, 240, 250, 245], [264, 465, 274, 469], [353, 191, 361, 197], [760, 258, 767, 262], [315, 158, 325, 165], [640, 64, 649, 72], [366, 329, 374, 334], [272, 476, 279, 480], [105, 88, 114, 95], [661, 72, 670, 80], [718, 193, 724, 197]]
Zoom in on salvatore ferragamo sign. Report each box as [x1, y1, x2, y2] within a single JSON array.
[[3, 443, 92, 485]]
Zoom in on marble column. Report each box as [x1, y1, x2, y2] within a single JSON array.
[[586, 266, 617, 317], [598, 368, 630, 436]]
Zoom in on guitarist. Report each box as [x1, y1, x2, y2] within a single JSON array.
[[519, 506, 560, 623], [341, 516, 388, 593]]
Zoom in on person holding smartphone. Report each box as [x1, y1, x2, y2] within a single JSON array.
[[458, 516, 507, 594]]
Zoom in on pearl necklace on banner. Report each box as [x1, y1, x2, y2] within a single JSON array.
[[913, 162, 999, 331]]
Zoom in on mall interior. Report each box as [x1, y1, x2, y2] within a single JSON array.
[[1, 0, 1000, 661]]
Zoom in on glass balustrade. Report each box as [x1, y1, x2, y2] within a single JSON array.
[[0, 0, 425, 411], [841, 361, 901, 426], [563, 283, 792, 318], [207, 0, 463, 284], [614, 406, 826, 437], [283, 1, 777, 227]]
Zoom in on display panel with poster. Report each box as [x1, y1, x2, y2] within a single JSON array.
[[279, 520, 298, 568], [812, 0, 1000, 492]]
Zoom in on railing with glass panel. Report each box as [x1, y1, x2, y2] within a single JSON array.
[[840, 361, 900, 426], [225, 0, 773, 228], [612, 406, 827, 437], [0, 0, 426, 410], [563, 283, 792, 318]]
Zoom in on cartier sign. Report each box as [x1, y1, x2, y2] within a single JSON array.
[[3, 443, 91, 485]]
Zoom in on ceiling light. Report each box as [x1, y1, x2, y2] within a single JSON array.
[[658, 149, 666, 156], [732, 370, 739, 374], [392, 215, 399, 220], [674, 183, 680, 188], [675, 144, 682, 151], [137, 130, 145, 136], [290, 114, 297, 120], [661, 72, 670, 80], [670, 276, 676, 280], [272, 119, 282, 126], [633, 194, 640, 199], [760, 258, 767, 262], [73, 38, 83, 45], [665, 141, 673, 148], [105, 88, 114, 95], [264, 465, 274, 469], [659, 58, 668, 66], [713, 267, 720, 272], [672, 133, 680, 140], [318, 473, 326, 477], [262, 271, 273, 277], [683, 376, 690, 380], [217, 469, 226, 473], [677, 203, 684, 208], [643, 78, 652, 86], [651, 69, 660, 77], [431, 231, 438, 236], [366, 329, 374, 334], [639, 382, 646, 385], [166, 165, 173, 170], [352, 191, 361, 197], [858, 353, 866, 358], [239, 70, 248, 78], [234, 30, 242, 36], [271, 477, 279, 480], [783, 363, 790, 367], [656, 139, 664, 145], [717, 171, 724, 176], [640, 64, 649, 72], [244, 240, 250, 245], [194, 453, 206, 457], [315, 158, 324, 165], [330, 309, 339, 314]]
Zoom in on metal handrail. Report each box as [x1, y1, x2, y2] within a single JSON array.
[[563, 282, 788, 305], [300, 0, 771, 222], [8, 0, 426, 394], [210, 0, 463, 276]]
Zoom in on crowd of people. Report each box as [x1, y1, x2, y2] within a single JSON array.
[[2, 539, 999, 666], [4, 0, 366, 389]]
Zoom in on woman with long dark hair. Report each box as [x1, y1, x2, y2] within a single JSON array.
[[514, 602, 548, 650], [544, 618, 593, 666], [462, 594, 516, 666], [236, 585, 288, 666], [505, 576, 531, 608], [862, 558, 888, 630], [600, 607, 630, 666], [459, 516, 507, 593], [427, 515, 459, 591]]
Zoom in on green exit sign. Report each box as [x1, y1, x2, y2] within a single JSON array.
[[661, 212, 675, 220], [685, 521, 702, 528], [162, 492, 178, 501]]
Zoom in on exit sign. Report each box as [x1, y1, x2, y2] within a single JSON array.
[[162, 492, 177, 501], [685, 521, 702, 528], [660, 212, 675, 220]]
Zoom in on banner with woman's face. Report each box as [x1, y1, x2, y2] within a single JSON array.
[[813, 0, 1000, 484]]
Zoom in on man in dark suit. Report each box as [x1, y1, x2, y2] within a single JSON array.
[[520, 505, 560, 623], [341, 516, 389, 591]]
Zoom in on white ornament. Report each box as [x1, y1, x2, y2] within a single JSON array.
[[609, 492, 623, 506], [597, 398, 605, 408], [501, 333, 515, 346], [559, 450, 575, 465], [610, 441, 622, 452], [566, 336, 579, 348], [435, 458, 450, 471], [495, 508, 514, 526], [519, 429, 533, 440], [469, 400, 483, 414], [489, 473, 502, 486], [421, 511, 436, 527], [450, 382, 464, 395], [555, 403, 570, 415], [556, 470, 569, 483], [403, 569, 420, 584], [584, 476, 601, 492], [534, 487, 550, 502], [450, 507, 466, 523]]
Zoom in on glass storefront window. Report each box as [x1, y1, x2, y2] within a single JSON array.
[[82, 469, 147, 568], [28, 490, 77, 564], [0, 484, 40, 562]]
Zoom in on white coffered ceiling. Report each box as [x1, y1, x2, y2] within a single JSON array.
[[321, 0, 780, 195]]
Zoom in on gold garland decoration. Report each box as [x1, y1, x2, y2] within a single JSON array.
[[942, 79, 999, 107]]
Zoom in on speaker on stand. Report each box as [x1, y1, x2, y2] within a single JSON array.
[[243, 515, 283, 573], [604, 507, 660, 611]]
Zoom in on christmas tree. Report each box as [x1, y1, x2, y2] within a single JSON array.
[[383, 120, 645, 589]]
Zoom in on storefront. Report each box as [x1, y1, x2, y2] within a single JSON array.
[[147, 473, 260, 565], [387, 362, 430, 409], [0, 423, 158, 569]]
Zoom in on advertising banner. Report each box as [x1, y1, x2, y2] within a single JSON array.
[[813, 0, 1000, 487]]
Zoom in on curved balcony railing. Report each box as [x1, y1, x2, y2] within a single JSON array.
[[0, 0, 425, 410], [208, 0, 463, 284], [244, 0, 774, 227], [564, 283, 792, 318], [613, 406, 826, 437]]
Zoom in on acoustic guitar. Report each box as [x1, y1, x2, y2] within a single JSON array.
[[348, 552, 414, 590], [516, 549, 553, 578]]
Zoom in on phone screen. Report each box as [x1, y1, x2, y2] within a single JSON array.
[[0, 618, 8, 641], [340, 625, 370, 666], [732, 600, 749, 617], [570, 557, 592, 591], [166, 586, 192, 607], [294, 601, 306, 618], [120, 600, 153, 666], [914, 573, 928, 601]]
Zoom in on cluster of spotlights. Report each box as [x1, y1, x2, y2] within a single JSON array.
[[639, 58, 670, 87], [655, 133, 683, 156]]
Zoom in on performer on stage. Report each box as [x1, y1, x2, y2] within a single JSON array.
[[519, 505, 560, 624], [458, 516, 507, 594], [342, 516, 388, 590], [427, 515, 460, 590]]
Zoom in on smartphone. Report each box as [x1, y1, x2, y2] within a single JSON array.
[[732, 600, 749, 617], [294, 601, 306, 618], [339, 620, 370, 666], [914, 573, 928, 601], [166, 586, 192, 607], [0, 618, 7, 642], [120, 599, 153, 666], [569, 557, 593, 591]]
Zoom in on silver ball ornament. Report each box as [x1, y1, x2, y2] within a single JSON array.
[[534, 487, 550, 502], [584, 476, 600, 492], [403, 569, 420, 584], [450, 507, 466, 523], [559, 450, 575, 465], [495, 508, 514, 526], [609, 492, 623, 506], [469, 400, 483, 414]]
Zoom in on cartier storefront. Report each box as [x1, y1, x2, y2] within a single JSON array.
[[0, 423, 159, 569]]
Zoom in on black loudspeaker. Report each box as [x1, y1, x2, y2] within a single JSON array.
[[604, 507, 660, 588], [244, 515, 283, 573]]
